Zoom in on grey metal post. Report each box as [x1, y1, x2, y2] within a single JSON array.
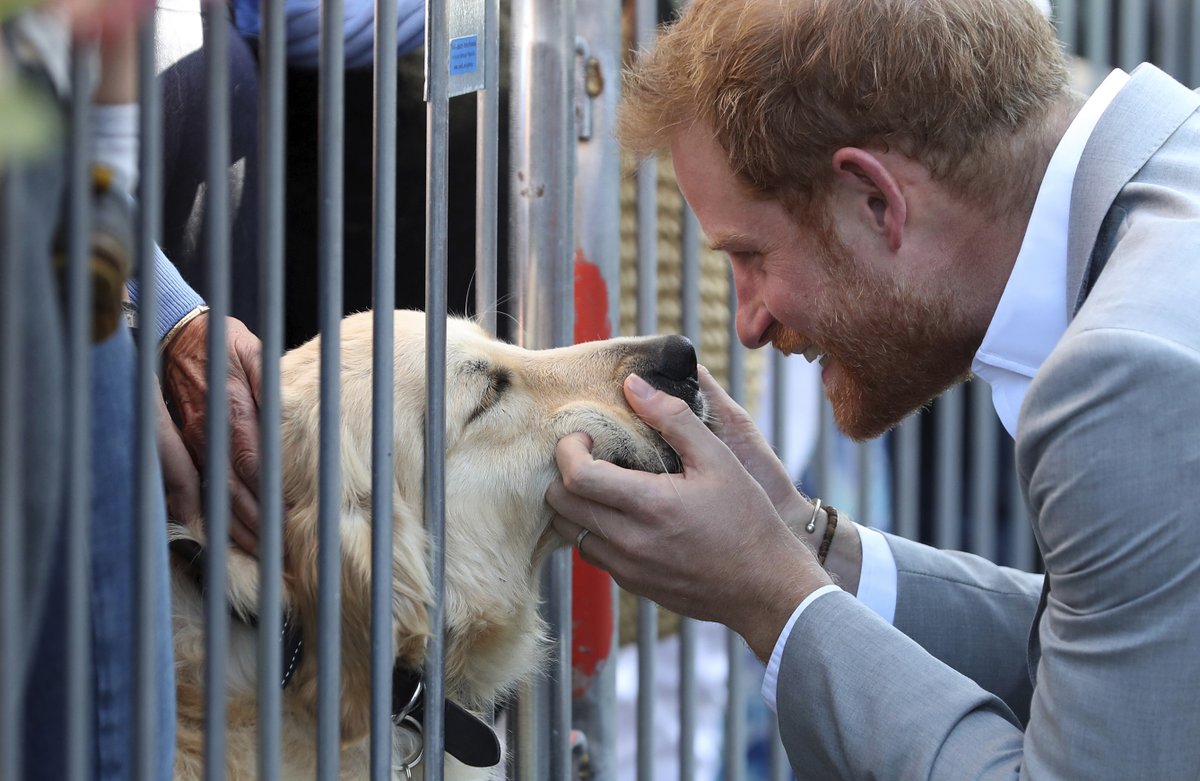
[[969, 380, 998, 562], [768, 350, 789, 781], [817, 399, 837, 504], [509, 0, 577, 775], [424, 0, 456, 775], [135, 18, 163, 780], [1192, 2, 1200, 89], [1053, 0, 1078, 55], [256, 0, 286, 774], [475, 0, 500, 334], [318, 0, 345, 772], [894, 416, 921, 542], [1156, 0, 1183, 79], [66, 46, 94, 781], [855, 442, 871, 528], [934, 387, 964, 551], [371, 0, 398, 776], [724, 270, 747, 781], [573, 0, 625, 776], [202, 9, 233, 778], [632, 0, 659, 774], [0, 152, 22, 781], [1085, 0, 1111, 70], [1119, 0, 1149, 72], [678, 204, 702, 781]]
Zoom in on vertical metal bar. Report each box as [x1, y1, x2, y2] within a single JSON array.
[[1085, 0, 1111, 70], [509, 0, 579, 773], [727, 293, 751, 780], [934, 388, 964, 551], [0, 158, 23, 781], [1054, 0, 1078, 55], [572, 1, 623, 776], [475, 0, 500, 333], [725, 277, 747, 781], [318, 0, 346, 771], [66, 46, 94, 781], [425, 0, 450, 777], [371, 0, 398, 776], [1155, 0, 1183, 80], [1192, 1, 1200, 88], [1119, 0, 1149, 72], [818, 399, 836, 500], [678, 204, 702, 781], [202, 9, 233, 779], [549, 4, 577, 772], [855, 442, 871, 528], [969, 381, 998, 561], [256, 0, 286, 772], [767, 350, 788, 778], [894, 416, 921, 541], [135, 17, 163, 781], [632, 2, 659, 774]]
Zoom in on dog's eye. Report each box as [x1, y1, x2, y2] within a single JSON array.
[[466, 368, 511, 424]]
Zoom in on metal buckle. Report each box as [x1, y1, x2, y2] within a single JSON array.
[[395, 714, 424, 779]]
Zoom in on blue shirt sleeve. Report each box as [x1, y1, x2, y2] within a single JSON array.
[[125, 245, 206, 344], [233, 0, 425, 69]]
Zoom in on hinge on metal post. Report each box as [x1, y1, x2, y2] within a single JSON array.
[[570, 729, 592, 780], [575, 36, 603, 142]]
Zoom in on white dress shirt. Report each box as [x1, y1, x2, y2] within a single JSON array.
[[763, 68, 1132, 713]]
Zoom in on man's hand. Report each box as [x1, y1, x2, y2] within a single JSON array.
[[698, 365, 810, 526], [161, 313, 262, 555], [546, 372, 833, 661]]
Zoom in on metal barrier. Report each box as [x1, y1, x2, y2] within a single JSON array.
[[0, 0, 1195, 779]]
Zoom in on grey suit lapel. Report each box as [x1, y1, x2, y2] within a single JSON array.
[[1066, 64, 1200, 314]]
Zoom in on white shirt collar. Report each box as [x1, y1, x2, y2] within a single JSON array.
[[971, 68, 1131, 438]]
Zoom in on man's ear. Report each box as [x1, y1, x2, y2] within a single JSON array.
[[830, 147, 907, 252]]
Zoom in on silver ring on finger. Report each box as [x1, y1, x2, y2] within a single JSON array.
[[574, 527, 591, 555]]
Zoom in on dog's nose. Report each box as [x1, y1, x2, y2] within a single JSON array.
[[641, 336, 700, 409]]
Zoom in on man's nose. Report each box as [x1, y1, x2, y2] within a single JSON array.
[[732, 266, 773, 349]]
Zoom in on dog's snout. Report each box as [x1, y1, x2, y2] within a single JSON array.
[[640, 336, 701, 411], [652, 335, 698, 384]]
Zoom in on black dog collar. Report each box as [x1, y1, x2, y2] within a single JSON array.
[[168, 537, 305, 689], [169, 537, 500, 766], [391, 666, 502, 769]]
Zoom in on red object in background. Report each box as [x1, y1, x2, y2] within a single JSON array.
[[571, 249, 614, 697]]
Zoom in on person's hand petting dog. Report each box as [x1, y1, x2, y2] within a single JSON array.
[[547, 366, 834, 661], [159, 312, 263, 555]]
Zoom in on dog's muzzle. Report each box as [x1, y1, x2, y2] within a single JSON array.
[[637, 334, 705, 417]]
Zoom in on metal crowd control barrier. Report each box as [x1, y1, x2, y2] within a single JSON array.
[[0, 0, 1194, 779]]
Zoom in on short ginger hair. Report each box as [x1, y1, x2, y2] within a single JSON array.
[[619, 0, 1071, 215]]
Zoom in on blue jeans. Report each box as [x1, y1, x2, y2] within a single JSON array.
[[23, 321, 176, 780]]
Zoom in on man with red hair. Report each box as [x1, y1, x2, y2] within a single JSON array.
[[549, 0, 1200, 777]]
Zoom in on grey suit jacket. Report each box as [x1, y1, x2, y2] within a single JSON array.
[[776, 64, 1200, 779]]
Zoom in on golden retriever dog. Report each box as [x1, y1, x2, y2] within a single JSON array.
[[168, 310, 706, 780]]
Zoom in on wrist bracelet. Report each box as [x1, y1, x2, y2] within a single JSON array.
[[159, 304, 210, 355], [817, 505, 839, 568], [804, 498, 823, 534]]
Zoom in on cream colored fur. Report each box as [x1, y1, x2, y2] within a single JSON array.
[[170, 310, 702, 780]]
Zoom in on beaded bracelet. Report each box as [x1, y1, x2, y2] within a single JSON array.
[[817, 505, 839, 568]]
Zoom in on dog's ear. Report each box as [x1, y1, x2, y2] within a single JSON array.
[[167, 521, 298, 625]]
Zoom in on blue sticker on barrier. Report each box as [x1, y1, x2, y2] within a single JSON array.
[[450, 35, 479, 76]]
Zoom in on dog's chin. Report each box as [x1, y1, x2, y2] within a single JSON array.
[[601, 440, 682, 474]]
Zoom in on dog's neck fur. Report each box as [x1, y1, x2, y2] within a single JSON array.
[[169, 509, 552, 780]]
